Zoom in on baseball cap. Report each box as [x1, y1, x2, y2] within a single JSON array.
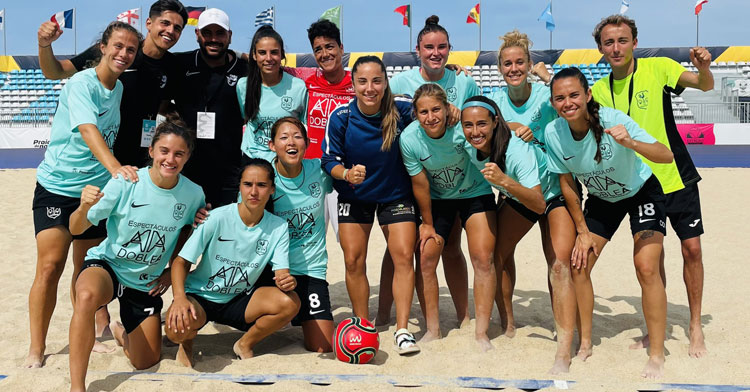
[[197, 8, 230, 31]]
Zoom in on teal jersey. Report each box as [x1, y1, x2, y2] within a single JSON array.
[[37, 68, 123, 197], [271, 159, 332, 280], [390, 68, 481, 107], [400, 122, 491, 199], [179, 204, 289, 304], [488, 82, 557, 146], [86, 167, 205, 292], [544, 107, 657, 202], [237, 73, 308, 162]]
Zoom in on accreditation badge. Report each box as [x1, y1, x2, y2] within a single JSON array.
[[196, 111, 216, 139]]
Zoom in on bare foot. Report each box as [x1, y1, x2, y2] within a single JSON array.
[[96, 321, 112, 338], [111, 321, 128, 348], [548, 356, 571, 374], [630, 334, 650, 350], [576, 341, 592, 361], [92, 340, 115, 353], [475, 334, 494, 352], [176, 341, 194, 368], [503, 324, 517, 338], [458, 316, 470, 329], [640, 355, 665, 379], [419, 330, 441, 344], [233, 340, 254, 360], [688, 326, 708, 358], [22, 352, 43, 368]]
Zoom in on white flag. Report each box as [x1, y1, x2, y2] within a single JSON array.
[[117, 8, 140, 27], [619, 0, 630, 14]]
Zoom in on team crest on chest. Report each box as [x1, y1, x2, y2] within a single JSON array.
[[454, 144, 464, 154], [173, 203, 186, 220], [309, 182, 321, 197], [280, 96, 294, 111], [226, 74, 238, 87], [160, 75, 167, 89], [635, 90, 648, 109], [256, 239, 269, 255], [446, 87, 458, 103], [599, 143, 613, 160], [531, 108, 542, 122], [46, 207, 61, 219]]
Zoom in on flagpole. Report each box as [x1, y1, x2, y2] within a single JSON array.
[[74, 8, 77, 55], [696, 14, 699, 47]]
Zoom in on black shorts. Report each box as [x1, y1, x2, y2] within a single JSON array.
[[584, 175, 667, 240], [80, 259, 163, 334], [32, 182, 106, 239], [291, 275, 333, 326], [432, 194, 496, 241], [500, 194, 566, 224], [337, 198, 418, 225], [665, 182, 704, 240]]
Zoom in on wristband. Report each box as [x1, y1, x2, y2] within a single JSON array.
[[342, 168, 349, 182]]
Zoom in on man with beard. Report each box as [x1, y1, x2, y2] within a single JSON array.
[[172, 8, 248, 208]]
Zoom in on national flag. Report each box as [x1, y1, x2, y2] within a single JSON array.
[[537, 2, 555, 32], [117, 8, 140, 27], [394, 5, 410, 27], [0, 9, 4, 31], [186, 6, 206, 26], [466, 3, 480, 25], [50, 9, 74, 29], [619, 0, 630, 14], [255, 6, 274, 27], [320, 5, 341, 28], [695, 0, 708, 15]]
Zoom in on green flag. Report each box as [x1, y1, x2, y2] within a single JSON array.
[[320, 5, 341, 28]]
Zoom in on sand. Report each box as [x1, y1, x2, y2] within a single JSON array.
[[1, 167, 749, 391]]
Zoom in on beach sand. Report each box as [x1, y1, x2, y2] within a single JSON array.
[[1, 167, 749, 391]]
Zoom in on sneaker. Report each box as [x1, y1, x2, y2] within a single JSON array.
[[394, 328, 420, 355]]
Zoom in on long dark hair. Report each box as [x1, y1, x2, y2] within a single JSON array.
[[244, 26, 286, 123], [351, 56, 400, 151], [417, 15, 450, 48], [462, 96, 512, 172], [549, 67, 605, 163]]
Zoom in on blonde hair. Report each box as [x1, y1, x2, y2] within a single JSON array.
[[497, 30, 532, 65]]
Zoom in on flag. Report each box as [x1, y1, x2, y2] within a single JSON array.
[[320, 5, 341, 28], [537, 2, 555, 32], [50, 9, 74, 29], [394, 5, 410, 27], [695, 0, 708, 15], [0, 9, 4, 31], [619, 0, 630, 14], [117, 8, 140, 27], [466, 3, 480, 25], [255, 6, 274, 27], [186, 6, 206, 26]]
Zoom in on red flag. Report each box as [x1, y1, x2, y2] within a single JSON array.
[[394, 5, 410, 27], [466, 3, 480, 25], [695, 0, 708, 15]]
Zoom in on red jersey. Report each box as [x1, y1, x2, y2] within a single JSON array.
[[287, 67, 354, 158]]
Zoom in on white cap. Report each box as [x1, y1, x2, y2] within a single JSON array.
[[197, 8, 230, 31]]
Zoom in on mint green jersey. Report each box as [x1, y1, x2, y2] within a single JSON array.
[[488, 82, 557, 145], [37, 68, 123, 197], [179, 204, 289, 304], [271, 158, 332, 280], [390, 68, 481, 106], [86, 167, 205, 292], [400, 122, 491, 199], [237, 73, 308, 162]]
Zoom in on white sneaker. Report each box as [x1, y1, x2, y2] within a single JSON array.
[[394, 328, 420, 355]]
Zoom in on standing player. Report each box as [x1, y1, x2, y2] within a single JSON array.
[[591, 15, 713, 357], [389, 15, 482, 327], [238, 26, 307, 163], [68, 120, 204, 392], [546, 67, 673, 378], [401, 83, 496, 351], [25, 22, 141, 369], [165, 160, 300, 366]]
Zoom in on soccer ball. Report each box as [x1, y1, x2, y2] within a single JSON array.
[[333, 317, 379, 364]]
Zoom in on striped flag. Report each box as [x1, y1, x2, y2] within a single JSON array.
[[695, 0, 708, 15], [117, 8, 140, 27], [255, 6, 274, 27], [50, 9, 74, 29], [394, 5, 410, 27], [186, 6, 206, 26], [466, 3, 480, 25], [619, 0, 630, 14], [537, 2, 555, 32]]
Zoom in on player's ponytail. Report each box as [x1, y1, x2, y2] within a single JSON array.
[[352, 56, 400, 152], [245, 26, 286, 123]]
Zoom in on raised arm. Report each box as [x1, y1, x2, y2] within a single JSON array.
[[677, 47, 714, 92], [38, 21, 78, 80]]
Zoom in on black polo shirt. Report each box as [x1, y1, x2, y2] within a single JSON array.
[[173, 49, 249, 207], [70, 44, 179, 167]]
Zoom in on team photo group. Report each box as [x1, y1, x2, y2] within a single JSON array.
[[25, 0, 713, 389]]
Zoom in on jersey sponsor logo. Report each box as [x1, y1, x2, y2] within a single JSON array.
[[582, 174, 631, 199], [218, 236, 234, 242], [255, 239, 269, 255], [420, 155, 432, 162], [255, 120, 274, 146], [205, 265, 257, 294], [173, 203, 186, 220], [599, 143, 613, 160], [119, 229, 166, 265], [280, 96, 294, 111], [46, 206, 62, 219], [185, 70, 200, 77], [432, 166, 465, 189], [689, 218, 701, 228], [446, 87, 458, 103], [226, 74, 238, 87], [635, 90, 649, 109], [286, 212, 315, 240], [308, 182, 321, 198], [308, 97, 344, 128], [98, 110, 109, 117], [131, 202, 149, 208], [160, 75, 167, 89]]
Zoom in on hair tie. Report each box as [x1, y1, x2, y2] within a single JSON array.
[[461, 101, 496, 116]]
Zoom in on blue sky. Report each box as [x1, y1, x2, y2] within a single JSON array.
[[1, 0, 747, 56]]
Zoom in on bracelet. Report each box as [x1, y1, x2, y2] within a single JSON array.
[[39, 44, 51, 49], [342, 168, 349, 182]]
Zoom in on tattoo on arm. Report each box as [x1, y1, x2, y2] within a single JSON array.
[[639, 230, 655, 239]]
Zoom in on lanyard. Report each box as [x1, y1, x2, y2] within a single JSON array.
[[609, 58, 637, 116]]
